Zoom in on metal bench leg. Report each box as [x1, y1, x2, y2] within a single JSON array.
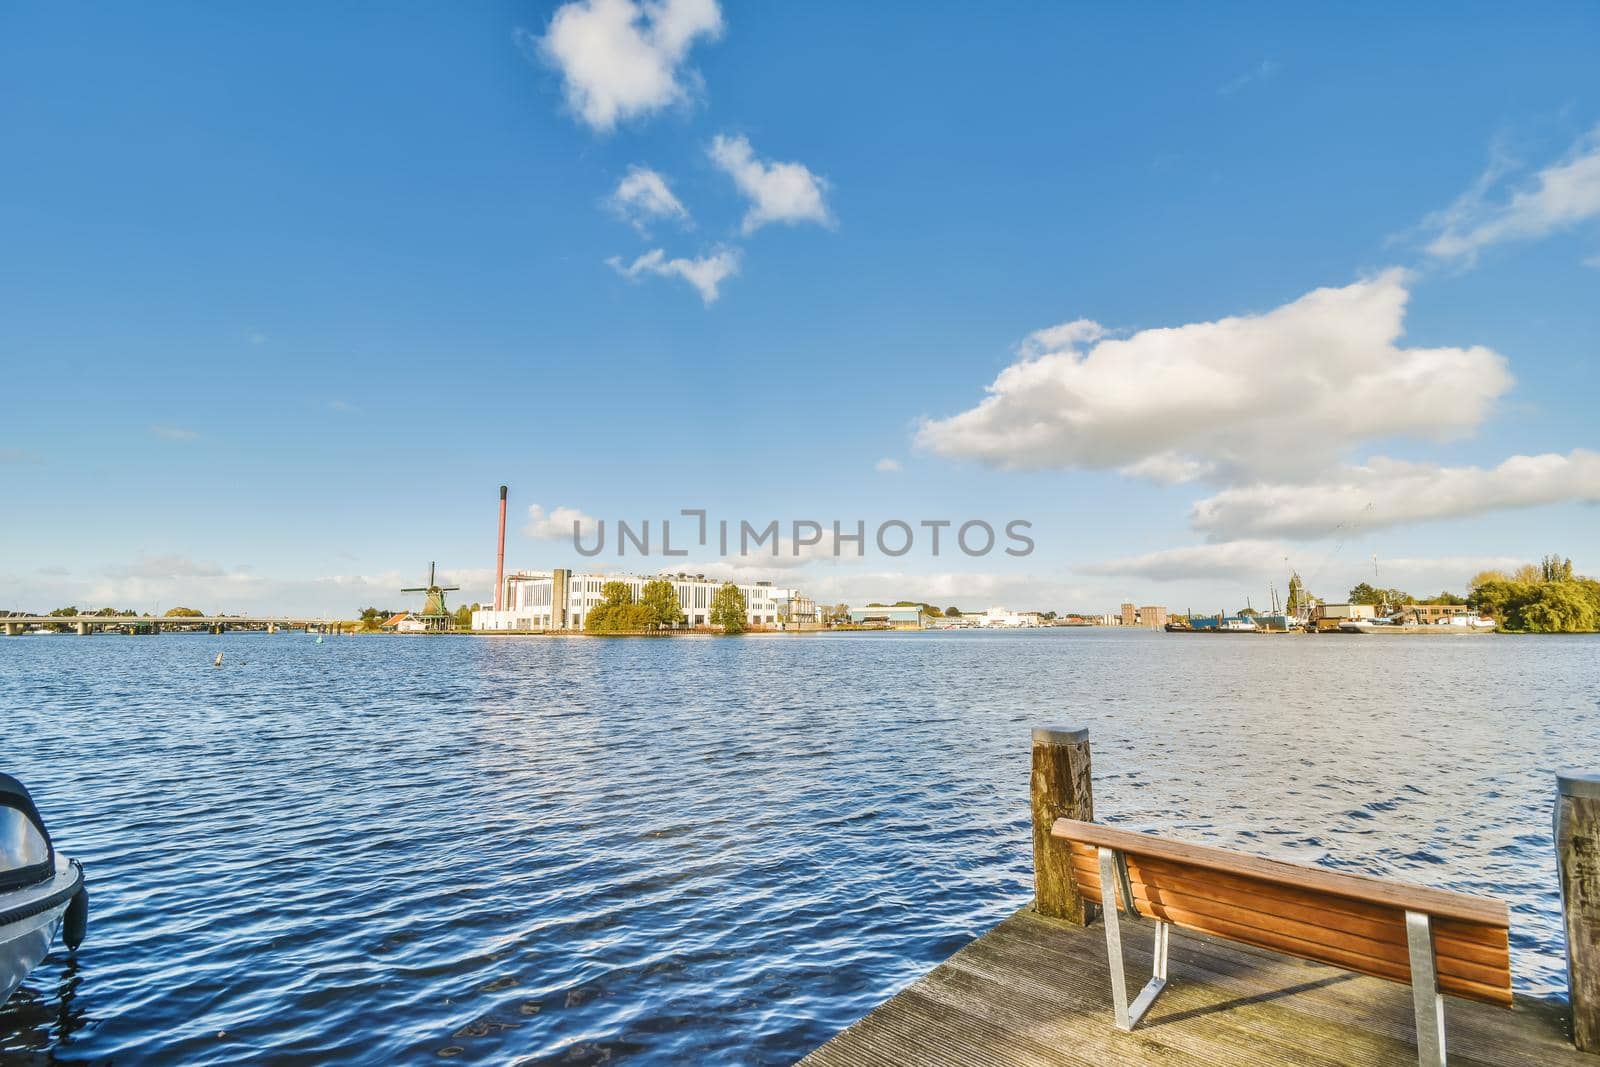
[[1097, 847, 1168, 1031], [1404, 910, 1446, 1067]]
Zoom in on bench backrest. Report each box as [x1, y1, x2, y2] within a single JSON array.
[[1051, 819, 1512, 1007]]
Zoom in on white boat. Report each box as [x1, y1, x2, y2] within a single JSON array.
[[1337, 612, 1496, 634], [1, 774, 86, 1006]]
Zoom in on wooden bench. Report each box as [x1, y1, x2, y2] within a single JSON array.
[[1050, 819, 1512, 1067]]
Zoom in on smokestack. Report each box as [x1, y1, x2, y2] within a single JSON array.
[[494, 485, 508, 612]]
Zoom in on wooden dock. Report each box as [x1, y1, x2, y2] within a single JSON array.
[[800, 906, 1590, 1067]]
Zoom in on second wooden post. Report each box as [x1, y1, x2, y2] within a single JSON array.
[[1031, 726, 1094, 924], [1557, 770, 1600, 1052]]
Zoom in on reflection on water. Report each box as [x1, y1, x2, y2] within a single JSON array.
[[2, 630, 1596, 1063]]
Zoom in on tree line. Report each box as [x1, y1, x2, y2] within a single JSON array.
[[1466, 555, 1599, 633], [586, 580, 750, 634], [1286, 553, 1597, 632]]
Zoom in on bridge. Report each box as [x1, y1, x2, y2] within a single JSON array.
[[1, 616, 350, 636]]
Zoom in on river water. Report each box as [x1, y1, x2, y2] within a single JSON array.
[[1, 629, 1596, 1063]]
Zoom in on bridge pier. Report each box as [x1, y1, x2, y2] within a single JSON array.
[[3, 622, 17, 636], [74, 621, 88, 636], [267, 622, 277, 634]]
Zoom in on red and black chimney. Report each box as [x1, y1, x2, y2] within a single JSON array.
[[494, 485, 508, 612]]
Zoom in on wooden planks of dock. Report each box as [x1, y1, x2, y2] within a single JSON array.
[[799, 906, 1589, 1067]]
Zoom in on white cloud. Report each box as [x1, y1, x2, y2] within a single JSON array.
[[608, 165, 691, 232], [1078, 543, 1534, 601], [1218, 59, 1280, 96], [1364, 555, 1531, 588], [802, 569, 1091, 611], [152, 425, 200, 441], [1020, 319, 1106, 357], [524, 504, 601, 541], [529, 0, 722, 132], [105, 555, 232, 580], [607, 247, 739, 304], [915, 270, 1512, 482], [10, 559, 501, 618], [0, 448, 38, 464], [708, 134, 832, 234], [1422, 127, 1600, 263], [1118, 452, 1216, 486], [1080, 540, 1294, 582], [1189, 450, 1600, 541], [874, 457, 902, 473]]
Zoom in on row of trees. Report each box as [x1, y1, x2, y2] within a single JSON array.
[[1468, 555, 1600, 633], [357, 607, 398, 630], [1345, 584, 1466, 608], [584, 580, 750, 634], [42, 606, 143, 617], [1310, 553, 1597, 632]]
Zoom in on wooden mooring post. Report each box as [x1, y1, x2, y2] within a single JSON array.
[[1030, 726, 1094, 924], [1557, 770, 1600, 1052]]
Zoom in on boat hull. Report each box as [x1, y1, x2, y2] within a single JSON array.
[[0, 856, 81, 1005], [1337, 620, 1496, 635]]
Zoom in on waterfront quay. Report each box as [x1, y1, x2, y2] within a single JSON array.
[[806, 730, 1600, 1067], [802, 906, 1587, 1067]]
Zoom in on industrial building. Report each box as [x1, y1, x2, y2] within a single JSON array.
[[1114, 602, 1168, 628], [473, 570, 817, 632], [847, 604, 930, 629], [476, 488, 816, 632]]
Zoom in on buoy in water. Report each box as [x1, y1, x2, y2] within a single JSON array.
[[213, 652, 224, 668], [64, 884, 88, 950]]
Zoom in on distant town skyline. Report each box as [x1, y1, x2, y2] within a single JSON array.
[[3, 3, 1598, 616]]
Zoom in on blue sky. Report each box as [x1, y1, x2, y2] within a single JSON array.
[[2, 2, 1598, 616]]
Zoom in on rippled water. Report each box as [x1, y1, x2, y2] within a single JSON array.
[[2, 630, 1596, 1063]]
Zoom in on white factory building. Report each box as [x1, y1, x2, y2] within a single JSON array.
[[472, 570, 817, 632]]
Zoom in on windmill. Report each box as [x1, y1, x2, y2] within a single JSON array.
[[402, 562, 460, 632]]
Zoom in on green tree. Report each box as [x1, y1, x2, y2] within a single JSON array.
[[1519, 581, 1598, 633], [709, 582, 747, 634], [1469, 569, 1510, 591], [1419, 591, 1467, 606], [585, 581, 635, 632], [1468, 559, 1600, 632], [452, 605, 473, 628], [1285, 575, 1311, 616], [945, 606, 962, 618], [1540, 554, 1575, 583], [357, 606, 397, 630], [164, 606, 204, 618], [639, 579, 686, 629], [1348, 583, 1412, 608], [48, 606, 79, 617]]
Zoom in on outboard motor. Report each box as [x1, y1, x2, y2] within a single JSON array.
[[0, 774, 86, 1005]]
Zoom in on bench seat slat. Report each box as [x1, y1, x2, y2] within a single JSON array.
[[1053, 818, 1508, 927], [1066, 859, 1511, 1004], [1116, 866, 1508, 975], [1108, 851, 1509, 950], [1066, 850, 1508, 969], [1056, 822, 1513, 1008]]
